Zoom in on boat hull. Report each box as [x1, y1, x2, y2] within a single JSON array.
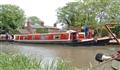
[[13, 37, 111, 46]]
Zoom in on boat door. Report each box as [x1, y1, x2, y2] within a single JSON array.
[[70, 32, 77, 42]]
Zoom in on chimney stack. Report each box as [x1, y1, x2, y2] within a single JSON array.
[[27, 21, 31, 27], [54, 23, 57, 27], [41, 21, 44, 26], [26, 20, 33, 33]]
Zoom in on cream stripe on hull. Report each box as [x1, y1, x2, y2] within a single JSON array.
[[14, 39, 72, 43]]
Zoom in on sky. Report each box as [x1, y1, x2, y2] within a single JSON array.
[[0, 0, 76, 27]]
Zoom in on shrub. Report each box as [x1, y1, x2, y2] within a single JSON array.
[[36, 28, 48, 33], [94, 27, 109, 37], [112, 25, 120, 38]]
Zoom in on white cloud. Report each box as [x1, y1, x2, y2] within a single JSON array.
[[0, 0, 76, 26]]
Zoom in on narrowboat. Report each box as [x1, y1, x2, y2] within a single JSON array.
[[13, 30, 112, 45]]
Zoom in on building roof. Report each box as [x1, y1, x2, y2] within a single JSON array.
[[31, 23, 44, 28], [18, 29, 30, 34], [31, 23, 59, 29], [44, 25, 59, 29]]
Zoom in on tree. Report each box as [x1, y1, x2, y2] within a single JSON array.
[[57, 0, 120, 29], [57, 2, 80, 29], [0, 4, 25, 34], [27, 16, 41, 25]]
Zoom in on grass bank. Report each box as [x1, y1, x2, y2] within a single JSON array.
[[0, 53, 75, 70]]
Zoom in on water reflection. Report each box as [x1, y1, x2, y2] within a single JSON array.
[[0, 42, 20, 54], [0, 42, 119, 69]]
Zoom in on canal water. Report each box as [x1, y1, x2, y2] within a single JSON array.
[[0, 42, 120, 69]]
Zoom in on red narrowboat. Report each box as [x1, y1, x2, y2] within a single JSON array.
[[13, 30, 112, 45]]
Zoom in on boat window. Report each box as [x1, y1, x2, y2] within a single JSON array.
[[54, 35, 60, 39], [41, 35, 47, 40], [32, 35, 35, 40], [24, 36, 28, 40]]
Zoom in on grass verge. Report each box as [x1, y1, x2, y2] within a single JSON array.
[[0, 53, 75, 70]]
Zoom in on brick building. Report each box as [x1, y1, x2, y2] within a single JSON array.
[[19, 21, 60, 34]]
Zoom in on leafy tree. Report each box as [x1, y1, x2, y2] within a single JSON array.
[[27, 16, 41, 25], [57, 2, 80, 29], [0, 4, 25, 34], [57, 0, 120, 29]]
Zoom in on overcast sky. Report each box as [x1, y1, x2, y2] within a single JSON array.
[[0, 0, 76, 27]]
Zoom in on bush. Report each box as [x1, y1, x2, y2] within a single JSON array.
[[112, 25, 120, 38], [94, 27, 109, 37], [36, 28, 48, 33]]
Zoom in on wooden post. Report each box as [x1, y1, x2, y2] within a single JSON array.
[[105, 24, 120, 45]]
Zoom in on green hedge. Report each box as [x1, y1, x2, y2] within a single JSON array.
[[36, 28, 48, 33], [94, 27, 109, 37], [112, 25, 120, 38]]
